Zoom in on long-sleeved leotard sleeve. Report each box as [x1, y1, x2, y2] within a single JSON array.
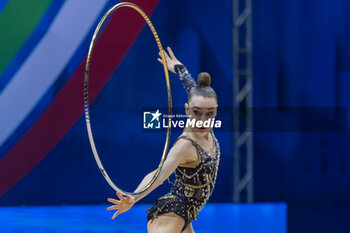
[[174, 64, 197, 93], [165, 65, 197, 187]]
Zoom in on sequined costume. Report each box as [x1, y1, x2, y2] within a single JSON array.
[[146, 131, 220, 232], [146, 65, 220, 232], [174, 64, 197, 93]]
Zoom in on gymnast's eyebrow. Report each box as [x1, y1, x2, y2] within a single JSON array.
[[192, 106, 215, 110]]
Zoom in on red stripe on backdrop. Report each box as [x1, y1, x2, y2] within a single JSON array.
[[0, 0, 160, 197]]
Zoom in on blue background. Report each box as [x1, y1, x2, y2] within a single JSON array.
[[0, 204, 286, 233]]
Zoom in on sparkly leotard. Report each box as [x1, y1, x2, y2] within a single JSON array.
[[146, 130, 221, 232]]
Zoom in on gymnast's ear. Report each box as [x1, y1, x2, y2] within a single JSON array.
[[185, 103, 189, 115]]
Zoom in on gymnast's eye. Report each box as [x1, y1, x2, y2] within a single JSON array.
[[193, 111, 200, 116], [207, 112, 214, 116]]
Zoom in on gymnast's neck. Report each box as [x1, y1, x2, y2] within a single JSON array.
[[182, 127, 211, 141]]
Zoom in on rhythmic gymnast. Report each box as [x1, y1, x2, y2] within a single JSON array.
[[107, 47, 220, 233]]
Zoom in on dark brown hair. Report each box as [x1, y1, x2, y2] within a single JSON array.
[[188, 72, 217, 101]]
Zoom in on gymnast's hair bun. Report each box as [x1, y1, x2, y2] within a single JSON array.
[[197, 72, 211, 87]]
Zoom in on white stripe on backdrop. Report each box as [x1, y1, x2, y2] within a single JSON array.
[[0, 0, 109, 146]]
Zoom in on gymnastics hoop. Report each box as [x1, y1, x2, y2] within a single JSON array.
[[84, 2, 172, 197]]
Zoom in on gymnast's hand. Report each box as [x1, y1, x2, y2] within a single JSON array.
[[107, 192, 135, 219], [157, 46, 182, 74]]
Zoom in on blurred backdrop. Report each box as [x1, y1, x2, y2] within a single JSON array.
[[0, 0, 349, 232]]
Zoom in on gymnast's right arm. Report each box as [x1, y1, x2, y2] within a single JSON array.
[[106, 139, 193, 219], [133, 138, 192, 202]]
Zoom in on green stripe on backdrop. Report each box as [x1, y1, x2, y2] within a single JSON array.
[[0, 0, 52, 74]]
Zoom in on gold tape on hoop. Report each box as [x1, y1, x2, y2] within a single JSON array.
[[84, 2, 172, 196]]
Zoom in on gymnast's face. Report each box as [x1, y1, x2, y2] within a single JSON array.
[[185, 95, 218, 134]]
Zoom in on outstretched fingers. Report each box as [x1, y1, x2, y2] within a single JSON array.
[[159, 50, 171, 61], [107, 205, 119, 210], [116, 192, 125, 200], [107, 198, 120, 205], [167, 47, 176, 60], [112, 210, 120, 219], [158, 51, 171, 67]]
